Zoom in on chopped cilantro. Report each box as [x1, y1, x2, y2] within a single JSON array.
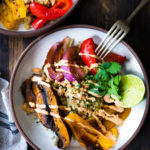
[[85, 61, 122, 99], [114, 75, 121, 85], [89, 88, 101, 95], [85, 75, 94, 80], [94, 68, 109, 81], [107, 77, 121, 99], [76, 84, 81, 88], [101, 62, 111, 69], [74, 108, 78, 112], [85, 103, 90, 108], [106, 62, 121, 74], [87, 99, 92, 102]]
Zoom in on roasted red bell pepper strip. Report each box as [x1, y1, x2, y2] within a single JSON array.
[[32, 18, 48, 30], [105, 52, 126, 64], [80, 38, 97, 75], [80, 38, 126, 75], [29, 0, 73, 20]]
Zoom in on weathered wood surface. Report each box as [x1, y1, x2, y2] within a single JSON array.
[[0, 0, 150, 149]]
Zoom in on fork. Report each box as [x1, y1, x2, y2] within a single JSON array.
[[95, 0, 149, 59]]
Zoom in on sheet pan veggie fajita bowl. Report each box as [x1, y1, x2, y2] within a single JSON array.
[[21, 36, 146, 150]]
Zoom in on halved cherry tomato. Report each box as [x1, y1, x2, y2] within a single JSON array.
[[80, 38, 97, 75], [32, 18, 48, 30], [30, 0, 73, 20]]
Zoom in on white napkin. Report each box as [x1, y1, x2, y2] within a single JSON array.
[[0, 78, 27, 150]]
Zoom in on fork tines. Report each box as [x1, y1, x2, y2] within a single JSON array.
[[95, 20, 130, 59]]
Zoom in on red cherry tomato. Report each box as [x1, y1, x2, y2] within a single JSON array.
[[80, 38, 97, 75], [32, 18, 48, 30], [30, 0, 73, 20]]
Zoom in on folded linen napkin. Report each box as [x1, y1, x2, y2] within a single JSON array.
[[0, 78, 27, 150]]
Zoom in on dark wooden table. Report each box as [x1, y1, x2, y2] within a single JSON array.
[[0, 0, 150, 149]]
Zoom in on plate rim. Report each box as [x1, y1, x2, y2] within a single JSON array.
[[0, 0, 80, 38], [9, 24, 150, 150]]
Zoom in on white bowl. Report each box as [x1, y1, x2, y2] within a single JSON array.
[[10, 25, 149, 150]]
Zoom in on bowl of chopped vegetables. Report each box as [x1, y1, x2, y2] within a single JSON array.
[[0, 0, 79, 37], [9, 25, 149, 150]]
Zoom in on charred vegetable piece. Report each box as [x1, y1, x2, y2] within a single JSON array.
[[22, 79, 36, 104], [102, 108, 131, 130], [44, 85, 70, 148], [80, 38, 98, 75], [32, 83, 56, 130], [32, 18, 48, 30], [21, 79, 36, 113], [0, 5, 17, 30], [5, 0, 26, 20], [44, 36, 73, 81], [29, 0, 73, 20], [105, 52, 126, 64], [44, 42, 64, 81], [65, 114, 114, 150], [61, 46, 86, 81], [32, 82, 70, 149]]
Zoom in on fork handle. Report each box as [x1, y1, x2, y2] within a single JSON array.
[[126, 0, 149, 23]]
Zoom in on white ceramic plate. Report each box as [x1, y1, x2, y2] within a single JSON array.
[[10, 25, 149, 150], [0, 0, 79, 37]]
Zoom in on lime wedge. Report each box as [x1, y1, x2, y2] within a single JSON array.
[[119, 74, 145, 108]]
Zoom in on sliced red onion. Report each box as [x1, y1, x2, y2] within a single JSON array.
[[61, 46, 86, 82], [43, 37, 74, 81]]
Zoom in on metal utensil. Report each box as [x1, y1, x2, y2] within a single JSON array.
[[95, 0, 149, 59]]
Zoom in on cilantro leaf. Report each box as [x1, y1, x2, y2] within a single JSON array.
[[94, 67, 109, 81], [89, 88, 101, 95], [114, 75, 121, 85], [101, 62, 111, 69], [106, 62, 121, 74], [85, 61, 122, 100], [85, 75, 94, 80], [107, 77, 121, 99], [97, 81, 105, 90]]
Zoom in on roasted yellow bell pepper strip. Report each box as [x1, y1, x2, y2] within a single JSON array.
[[0, 5, 17, 30], [65, 113, 114, 150], [4, 0, 26, 20]]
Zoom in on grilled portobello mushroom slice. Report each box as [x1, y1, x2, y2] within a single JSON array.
[[32, 81, 70, 149]]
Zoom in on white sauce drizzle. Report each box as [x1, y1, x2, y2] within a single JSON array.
[[36, 104, 46, 109], [87, 90, 102, 98], [79, 52, 98, 59], [28, 102, 70, 111], [43, 63, 51, 80], [32, 76, 50, 87], [65, 117, 103, 136], [89, 63, 99, 69], [87, 80, 100, 87], [35, 108, 49, 115], [54, 59, 68, 67], [29, 102, 35, 107], [50, 112, 60, 119], [56, 68, 71, 74], [34, 108, 60, 119]]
